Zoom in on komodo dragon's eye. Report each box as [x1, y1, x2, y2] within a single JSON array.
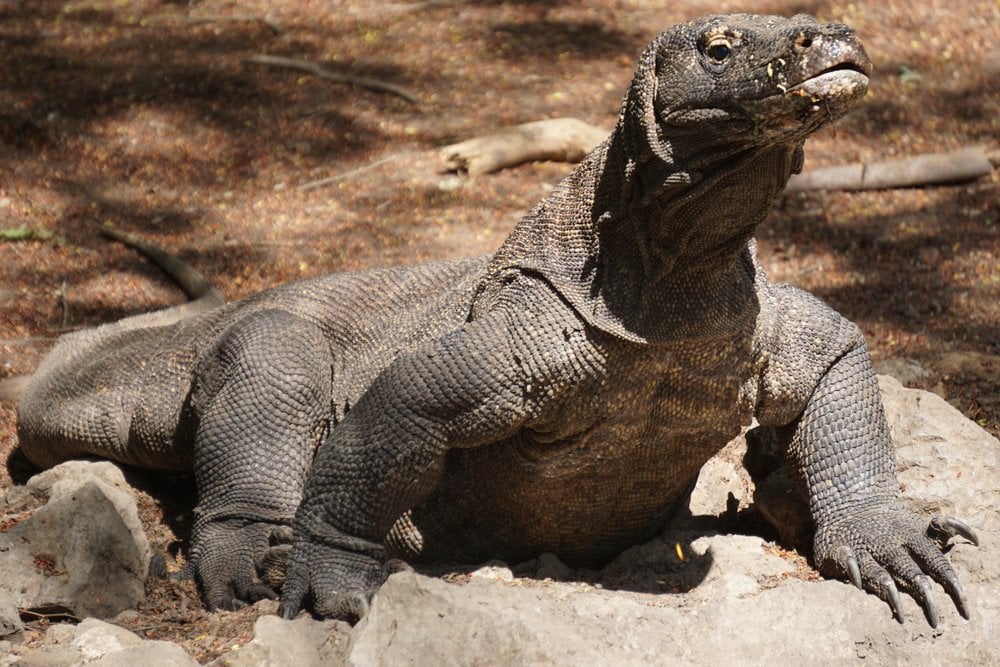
[[705, 37, 733, 63]]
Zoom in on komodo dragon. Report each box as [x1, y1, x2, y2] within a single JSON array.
[[16, 14, 978, 626]]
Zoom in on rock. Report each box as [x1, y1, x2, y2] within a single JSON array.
[[468, 560, 514, 582], [535, 552, 574, 580], [11, 618, 198, 667], [5, 460, 150, 544], [0, 593, 22, 638], [8, 644, 82, 667], [350, 527, 996, 665], [880, 375, 1000, 528], [687, 439, 752, 517], [207, 613, 350, 667], [683, 533, 796, 600], [0, 462, 150, 619], [874, 357, 936, 387], [348, 563, 852, 665]]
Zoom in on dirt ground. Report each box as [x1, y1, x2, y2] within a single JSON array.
[[0, 0, 997, 661]]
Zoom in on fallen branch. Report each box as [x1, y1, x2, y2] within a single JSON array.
[[785, 147, 998, 192], [247, 54, 421, 105], [441, 118, 608, 176]]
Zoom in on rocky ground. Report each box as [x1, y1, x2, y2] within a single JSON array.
[[0, 0, 997, 663]]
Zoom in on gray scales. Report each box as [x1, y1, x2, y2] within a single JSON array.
[[15, 14, 978, 626]]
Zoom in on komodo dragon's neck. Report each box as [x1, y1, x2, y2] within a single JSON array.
[[479, 133, 800, 343], [476, 15, 869, 343], [594, 130, 801, 338], [477, 79, 801, 344]]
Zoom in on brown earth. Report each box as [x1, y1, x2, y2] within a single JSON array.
[[0, 0, 997, 661]]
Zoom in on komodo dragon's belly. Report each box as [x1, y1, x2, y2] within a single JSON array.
[[397, 332, 758, 566]]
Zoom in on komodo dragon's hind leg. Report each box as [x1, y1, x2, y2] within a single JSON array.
[[184, 308, 333, 609]]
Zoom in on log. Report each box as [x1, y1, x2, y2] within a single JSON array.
[[786, 147, 996, 192], [441, 118, 608, 176]]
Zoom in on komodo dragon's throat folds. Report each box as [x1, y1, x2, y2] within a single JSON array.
[[16, 14, 977, 627]]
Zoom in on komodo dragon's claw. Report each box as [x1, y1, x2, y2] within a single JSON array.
[[928, 515, 980, 549], [816, 504, 978, 628], [187, 519, 288, 611], [279, 538, 393, 623], [927, 516, 977, 620]]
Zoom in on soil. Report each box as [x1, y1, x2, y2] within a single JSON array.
[[0, 0, 996, 661]]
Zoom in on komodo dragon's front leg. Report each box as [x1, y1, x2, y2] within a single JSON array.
[[753, 281, 978, 627], [278, 279, 588, 620], [186, 309, 334, 609]]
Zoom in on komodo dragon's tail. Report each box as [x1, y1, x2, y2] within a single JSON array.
[[97, 226, 224, 308], [0, 227, 225, 402]]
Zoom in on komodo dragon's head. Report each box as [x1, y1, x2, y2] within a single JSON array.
[[482, 14, 873, 342], [622, 13, 871, 164]]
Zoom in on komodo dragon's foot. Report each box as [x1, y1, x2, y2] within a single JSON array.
[[183, 519, 295, 610], [815, 503, 979, 628], [278, 537, 410, 622]]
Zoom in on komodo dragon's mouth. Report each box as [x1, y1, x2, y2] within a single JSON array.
[[784, 44, 872, 102], [776, 55, 871, 124], [789, 61, 870, 95], [730, 50, 871, 142]]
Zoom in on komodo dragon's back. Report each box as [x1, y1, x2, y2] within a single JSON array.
[[18, 256, 489, 471]]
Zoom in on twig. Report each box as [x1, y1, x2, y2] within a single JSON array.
[[297, 155, 398, 191], [247, 54, 421, 105], [19, 607, 81, 623], [58, 280, 70, 328], [387, 0, 470, 11], [141, 13, 284, 34], [185, 14, 284, 35]]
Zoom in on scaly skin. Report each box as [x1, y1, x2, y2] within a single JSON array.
[[16, 14, 976, 626]]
